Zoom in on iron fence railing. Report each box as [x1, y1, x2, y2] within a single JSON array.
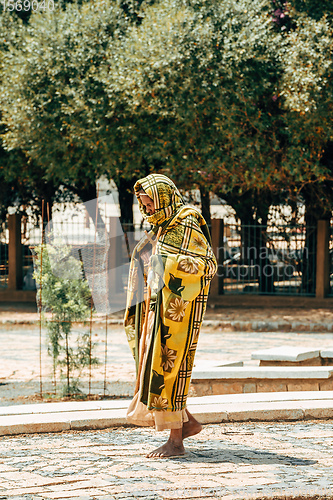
[[0, 210, 330, 298], [220, 223, 317, 296], [21, 213, 152, 292]]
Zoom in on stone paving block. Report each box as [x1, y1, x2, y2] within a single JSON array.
[[0, 413, 71, 436], [0, 400, 130, 417], [0, 470, 55, 485], [42, 488, 108, 499], [69, 409, 127, 431], [186, 405, 228, 424], [300, 400, 333, 419], [287, 381, 320, 391], [319, 379, 333, 390], [251, 346, 321, 362], [211, 381, 245, 395], [243, 383, 256, 393], [48, 478, 113, 492], [321, 347, 333, 358], [189, 390, 333, 404], [260, 358, 323, 366], [192, 366, 333, 379], [256, 382, 287, 392], [40, 476, 96, 487], [0, 486, 52, 496], [0, 464, 19, 473], [194, 360, 244, 369], [2, 420, 333, 500], [226, 401, 305, 422]]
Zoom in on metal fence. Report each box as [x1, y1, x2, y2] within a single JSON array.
[[20, 211, 152, 293], [0, 210, 331, 298], [220, 223, 317, 296]]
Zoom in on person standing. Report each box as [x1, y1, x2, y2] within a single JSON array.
[[124, 174, 217, 457]]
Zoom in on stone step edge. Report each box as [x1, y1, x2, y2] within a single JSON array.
[[1, 397, 333, 436], [1, 318, 333, 331], [2, 391, 333, 416], [191, 366, 333, 380]]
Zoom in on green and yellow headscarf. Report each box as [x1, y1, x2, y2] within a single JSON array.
[[134, 174, 185, 227]]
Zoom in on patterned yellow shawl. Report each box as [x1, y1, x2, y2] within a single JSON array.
[[124, 174, 217, 413]]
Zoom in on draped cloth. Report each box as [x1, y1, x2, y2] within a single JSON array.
[[124, 174, 217, 430]]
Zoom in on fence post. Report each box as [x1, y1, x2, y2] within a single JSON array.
[[210, 218, 224, 297], [316, 219, 330, 299], [8, 213, 22, 290], [108, 217, 123, 292]]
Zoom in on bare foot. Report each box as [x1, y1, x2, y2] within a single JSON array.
[[146, 428, 185, 458], [182, 410, 202, 439], [146, 439, 186, 458]]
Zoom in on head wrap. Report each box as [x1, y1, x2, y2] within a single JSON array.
[[134, 174, 184, 226]]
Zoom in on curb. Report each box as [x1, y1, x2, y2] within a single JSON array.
[[1, 391, 333, 437], [202, 319, 333, 332], [1, 318, 333, 332]]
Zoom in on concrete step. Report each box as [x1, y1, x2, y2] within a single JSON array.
[[251, 345, 333, 366], [1, 391, 333, 437], [194, 359, 243, 369], [192, 366, 333, 379], [190, 366, 333, 396], [251, 346, 321, 362]]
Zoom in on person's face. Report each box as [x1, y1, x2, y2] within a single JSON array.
[[140, 194, 155, 215]]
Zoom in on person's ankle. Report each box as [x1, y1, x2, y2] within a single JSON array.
[[169, 435, 183, 447]]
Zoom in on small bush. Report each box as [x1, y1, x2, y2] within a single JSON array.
[[33, 243, 99, 397]]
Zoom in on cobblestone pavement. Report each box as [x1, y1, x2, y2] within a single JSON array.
[[0, 420, 333, 499]]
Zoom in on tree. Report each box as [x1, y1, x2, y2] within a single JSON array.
[[108, 0, 333, 292], [0, 0, 140, 225], [0, 12, 61, 220], [278, 8, 333, 292], [107, 0, 288, 290], [33, 243, 97, 396]]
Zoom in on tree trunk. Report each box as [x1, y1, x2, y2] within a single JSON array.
[[217, 190, 274, 294], [113, 177, 134, 232], [199, 186, 211, 229], [76, 182, 105, 232], [301, 206, 317, 295]]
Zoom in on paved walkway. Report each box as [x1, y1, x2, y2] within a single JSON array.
[[1, 303, 333, 498], [2, 392, 333, 436], [1, 417, 333, 499], [2, 323, 333, 406]]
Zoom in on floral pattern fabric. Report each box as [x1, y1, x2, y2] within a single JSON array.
[[124, 174, 217, 419]]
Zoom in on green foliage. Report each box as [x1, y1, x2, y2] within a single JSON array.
[[1, 0, 333, 224], [33, 243, 98, 396], [0, 13, 29, 218], [278, 11, 333, 211], [0, 0, 131, 198], [280, 15, 333, 113], [108, 0, 285, 196], [291, 0, 333, 21]]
